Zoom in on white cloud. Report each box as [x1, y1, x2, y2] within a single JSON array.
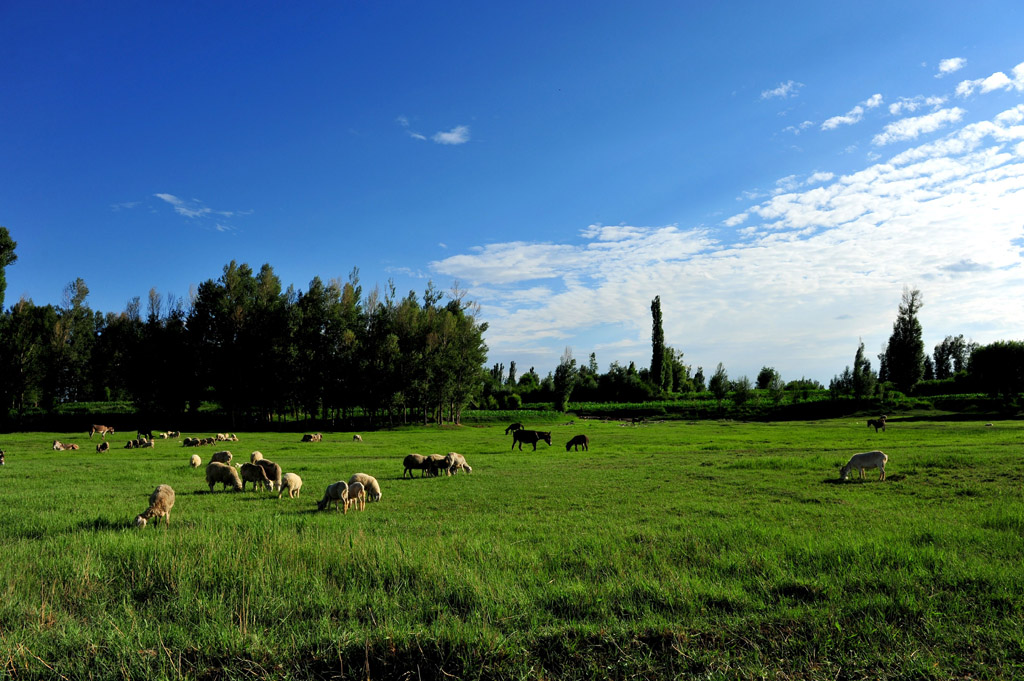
[[431, 104, 1024, 382], [872, 107, 965, 145], [110, 201, 140, 211], [153, 193, 240, 228], [889, 95, 946, 116], [822, 106, 864, 130], [956, 61, 1024, 97], [864, 93, 883, 109], [397, 115, 428, 141], [761, 80, 804, 99], [937, 57, 966, 77], [783, 120, 814, 135], [433, 125, 471, 145]]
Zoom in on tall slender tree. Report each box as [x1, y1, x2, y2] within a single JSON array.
[[0, 227, 17, 311], [881, 288, 925, 393], [650, 296, 667, 391]]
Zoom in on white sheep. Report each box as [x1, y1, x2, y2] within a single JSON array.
[[254, 458, 282, 492], [189, 454, 201, 468], [352, 434, 363, 442], [347, 481, 366, 511], [840, 450, 888, 481], [445, 452, 472, 475], [250, 450, 264, 463], [211, 450, 232, 464], [206, 461, 243, 492], [135, 484, 176, 527], [278, 473, 303, 499], [347, 473, 382, 502], [316, 481, 350, 512]]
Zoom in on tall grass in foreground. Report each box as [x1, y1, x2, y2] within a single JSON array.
[[0, 418, 1022, 679]]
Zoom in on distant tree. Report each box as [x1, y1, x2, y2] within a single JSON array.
[[881, 288, 925, 393], [553, 347, 578, 412], [507, 360, 517, 387], [709, 363, 729, 408], [851, 339, 877, 399], [692, 366, 705, 392], [767, 371, 785, 405], [934, 334, 977, 379], [756, 366, 779, 390], [665, 347, 692, 392], [923, 355, 935, 381], [829, 367, 853, 399], [968, 340, 1024, 398], [0, 227, 17, 311], [649, 296, 668, 392], [731, 375, 754, 406]]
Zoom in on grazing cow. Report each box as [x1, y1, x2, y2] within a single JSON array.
[[90, 425, 115, 439], [512, 429, 553, 451], [565, 434, 589, 451], [505, 422, 524, 435]]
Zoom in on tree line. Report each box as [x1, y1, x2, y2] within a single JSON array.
[[0, 234, 487, 428]]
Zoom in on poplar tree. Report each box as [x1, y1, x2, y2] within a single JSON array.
[[650, 296, 667, 391], [881, 288, 925, 394], [0, 227, 16, 310]]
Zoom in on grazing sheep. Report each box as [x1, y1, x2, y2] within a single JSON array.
[[426, 454, 449, 477], [840, 450, 888, 481], [250, 450, 264, 463], [189, 454, 201, 468], [183, 437, 197, 447], [138, 438, 154, 449], [238, 462, 272, 491], [278, 473, 303, 499], [254, 458, 282, 492], [0, 450, 5, 465], [124, 439, 137, 449], [65, 443, 80, 451], [565, 434, 590, 451], [170, 431, 181, 438], [89, 425, 115, 439], [511, 430, 552, 451], [403, 453, 430, 478], [52, 440, 65, 451], [228, 433, 239, 442], [347, 481, 366, 511], [206, 461, 243, 492], [505, 422, 524, 435], [316, 481, 350, 512], [352, 434, 363, 442], [137, 430, 153, 441], [135, 484, 175, 528], [867, 418, 886, 433], [348, 473, 382, 501], [301, 433, 323, 443], [96, 441, 109, 453], [445, 452, 472, 475], [211, 450, 232, 464]]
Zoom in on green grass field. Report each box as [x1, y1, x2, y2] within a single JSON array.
[[0, 417, 1022, 680]]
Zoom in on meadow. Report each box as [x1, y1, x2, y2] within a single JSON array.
[[0, 416, 1021, 680]]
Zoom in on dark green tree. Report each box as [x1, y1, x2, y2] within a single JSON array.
[[968, 340, 1024, 398], [650, 296, 667, 391], [852, 339, 877, 399], [756, 367, 779, 390], [709, 363, 729, 409], [881, 288, 925, 393], [553, 346, 578, 412], [0, 227, 17, 311]]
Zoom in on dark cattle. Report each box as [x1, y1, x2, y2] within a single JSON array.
[[504, 422, 524, 435], [566, 434, 589, 451], [512, 430, 552, 451]]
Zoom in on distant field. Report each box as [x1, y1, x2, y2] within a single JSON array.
[[0, 417, 1022, 680]]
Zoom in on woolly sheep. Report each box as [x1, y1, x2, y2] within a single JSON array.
[[250, 450, 264, 463], [238, 462, 272, 491], [316, 481, 350, 512], [278, 473, 303, 499], [52, 440, 64, 451], [65, 443, 80, 450], [347, 481, 366, 511], [0, 450, 5, 465], [352, 434, 363, 442], [96, 441, 109, 453], [348, 473, 382, 502], [170, 431, 181, 438], [426, 454, 449, 477], [211, 450, 232, 464], [445, 452, 472, 475], [403, 454, 429, 478], [206, 461, 243, 492], [189, 454, 201, 468], [254, 458, 282, 492], [840, 450, 888, 481], [135, 484, 175, 528]]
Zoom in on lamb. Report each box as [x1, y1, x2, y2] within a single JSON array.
[[254, 458, 282, 492], [347, 481, 366, 511], [96, 441, 109, 453], [348, 473, 382, 502], [352, 434, 363, 442], [238, 462, 272, 491], [840, 450, 888, 481], [250, 450, 264, 463], [403, 454, 430, 478], [565, 434, 590, 451], [134, 484, 175, 528], [445, 452, 472, 475], [278, 473, 303, 499], [211, 450, 232, 464], [206, 461, 243, 492], [316, 481, 350, 512], [189, 454, 201, 468]]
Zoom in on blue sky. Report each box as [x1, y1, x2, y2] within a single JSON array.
[[3, 1, 1024, 383]]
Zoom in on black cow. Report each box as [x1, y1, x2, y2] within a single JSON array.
[[511, 429, 552, 451]]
